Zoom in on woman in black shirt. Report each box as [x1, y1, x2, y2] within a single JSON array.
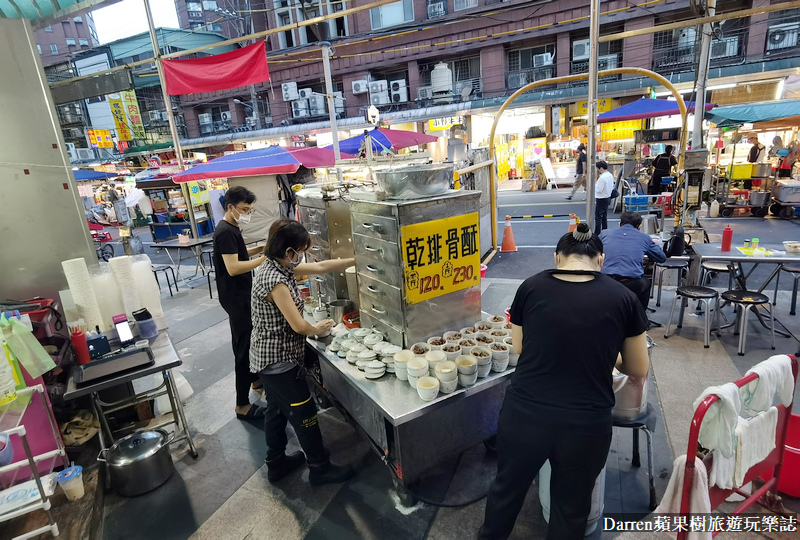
[[649, 145, 678, 195], [480, 223, 650, 540]]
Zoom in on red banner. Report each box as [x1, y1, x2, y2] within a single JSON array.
[[162, 41, 270, 95]]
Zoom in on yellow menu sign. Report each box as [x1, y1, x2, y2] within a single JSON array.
[[108, 93, 132, 141], [401, 212, 481, 305]]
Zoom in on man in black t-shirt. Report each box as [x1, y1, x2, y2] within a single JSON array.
[[213, 186, 267, 420], [565, 143, 587, 200]]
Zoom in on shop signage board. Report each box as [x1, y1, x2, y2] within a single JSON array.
[[121, 90, 146, 139], [108, 94, 132, 141], [429, 115, 464, 131], [573, 98, 614, 116], [401, 212, 480, 305], [87, 129, 113, 149], [188, 181, 210, 206]]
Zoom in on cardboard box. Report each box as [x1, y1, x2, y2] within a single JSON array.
[[152, 200, 168, 211]]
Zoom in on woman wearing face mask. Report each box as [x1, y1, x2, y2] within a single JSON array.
[[250, 219, 357, 485], [480, 223, 650, 540]]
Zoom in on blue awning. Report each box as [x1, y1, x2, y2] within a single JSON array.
[[598, 98, 715, 124], [705, 99, 800, 127], [73, 170, 119, 181]]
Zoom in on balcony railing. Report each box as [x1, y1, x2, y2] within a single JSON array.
[[653, 27, 747, 72], [506, 66, 556, 91]]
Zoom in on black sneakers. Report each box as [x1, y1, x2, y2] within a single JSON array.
[[266, 451, 306, 483]]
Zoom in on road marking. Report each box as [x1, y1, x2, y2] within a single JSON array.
[[499, 201, 584, 207]]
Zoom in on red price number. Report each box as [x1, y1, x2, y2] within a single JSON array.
[[419, 274, 441, 294], [452, 265, 474, 284]]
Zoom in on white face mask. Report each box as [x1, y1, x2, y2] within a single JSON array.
[[233, 208, 252, 225], [287, 248, 302, 269]]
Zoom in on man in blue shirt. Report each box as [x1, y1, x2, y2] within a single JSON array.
[[600, 211, 666, 312]]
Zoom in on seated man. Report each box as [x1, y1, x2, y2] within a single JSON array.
[[599, 211, 666, 312]]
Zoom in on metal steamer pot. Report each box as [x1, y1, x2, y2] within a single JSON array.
[[328, 299, 354, 324], [99, 430, 174, 497], [752, 163, 772, 178]]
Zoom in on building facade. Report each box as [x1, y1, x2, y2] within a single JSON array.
[[34, 12, 99, 67]]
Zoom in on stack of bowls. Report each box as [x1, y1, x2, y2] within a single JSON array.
[[490, 343, 510, 372], [426, 336, 446, 350], [443, 331, 463, 343], [458, 338, 477, 354], [442, 343, 462, 361], [350, 343, 368, 356], [341, 339, 358, 354], [425, 350, 446, 376], [357, 349, 377, 371], [406, 357, 429, 389], [365, 359, 386, 380], [474, 347, 492, 378], [364, 333, 384, 350], [434, 361, 458, 394], [503, 336, 518, 367], [380, 345, 401, 374], [394, 350, 414, 381], [353, 328, 373, 342], [490, 328, 510, 343], [474, 334, 494, 348], [329, 341, 342, 355], [416, 376, 440, 402], [346, 349, 360, 365], [373, 342, 391, 355], [456, 355, 478, 387], [487, 314, 506, 328], [411, 342, 431, 357]]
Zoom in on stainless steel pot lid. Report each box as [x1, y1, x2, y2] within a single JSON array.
[[107, 430, 168, 466]]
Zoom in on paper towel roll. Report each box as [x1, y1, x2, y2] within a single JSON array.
[[109, 256, 142, 317], [91, 265, 125, 331], [61, 258, 104, 330], [132, 257, 164, 319]]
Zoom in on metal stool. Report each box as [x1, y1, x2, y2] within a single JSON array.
[[203, 250, 215, 299], [152, 265, 178, 297], [699, 261, 734, 289], [721, 290, 775, 356], [651, 259, 689, 307], [613, 403, 657, 510], [773, 264, 800, 315], [664, 286, 720, 348]]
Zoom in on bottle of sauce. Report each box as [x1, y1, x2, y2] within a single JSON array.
[[721, 224, 733, 252]]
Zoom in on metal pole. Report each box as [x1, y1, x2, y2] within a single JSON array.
[[321, 42, 344, 181], [586, 0, 600, 232], [691, 0, 716, 150], [142, 0, 198, 238]]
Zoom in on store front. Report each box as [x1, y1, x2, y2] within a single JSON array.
[[472, 107, 546, 182]]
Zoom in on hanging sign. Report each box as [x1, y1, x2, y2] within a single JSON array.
[[401, 212, 481, 305], [573, 98, 614, 116], [188, 181, 210, 206], [108, 94, 132, 141], [87, 129, 113, 149], [429, 115, 464, 131], [121, 90, 146, 139]]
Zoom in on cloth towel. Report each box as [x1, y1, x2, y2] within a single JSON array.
[[656, 455, 711, 540], [742, 355, 794, 416], [709, 407, 778, 489], [693, 383, 742, 459]]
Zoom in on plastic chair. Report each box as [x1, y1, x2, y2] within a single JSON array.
[[613, 402, 657, 510], [773, 264, 800, 315], [152, 265, 178, 297], [664, 286, 720, 348], [721, 290, 775, 356], [650, 259, 689, 307]]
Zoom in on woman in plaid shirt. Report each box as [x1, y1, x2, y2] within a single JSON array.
[[250, 219, 356, 485]]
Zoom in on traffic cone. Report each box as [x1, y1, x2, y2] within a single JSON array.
[[500, 215, 517, 253], [568, 214, 578, 233]]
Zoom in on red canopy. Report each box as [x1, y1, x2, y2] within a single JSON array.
[[162, 41, 270, 95]]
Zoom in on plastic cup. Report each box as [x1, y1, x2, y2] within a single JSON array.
[[57, 465, 85, 501]]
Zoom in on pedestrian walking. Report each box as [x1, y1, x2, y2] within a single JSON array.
[[565, 144, 587, 200]]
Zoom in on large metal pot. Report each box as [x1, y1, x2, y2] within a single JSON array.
[[752, 163, 772, 178], [749, 191, 770, 206], [374, 164, 453, 199], [328, 299, 354, 324], [99, 430, 174, 497]]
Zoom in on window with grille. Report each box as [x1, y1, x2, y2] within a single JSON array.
[[66, 38, 76, 46], [50, 44, 58, 54], [329, 2, 348, 37], [79, 38, 88, 46], [454, 0, 478, 11], [370, 0, 413, 30]]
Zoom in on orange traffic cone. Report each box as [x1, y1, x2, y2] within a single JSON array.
[[568, 214, 578, 233], [500, 215, 517, 253]]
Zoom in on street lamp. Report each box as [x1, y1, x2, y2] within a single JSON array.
[[233, 98, 260, 129]]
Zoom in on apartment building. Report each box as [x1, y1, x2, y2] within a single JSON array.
[[34, 12, 99, 67]]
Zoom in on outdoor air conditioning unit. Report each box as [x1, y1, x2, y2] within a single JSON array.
[[598, 54, 618, 71], [66, 142, 77, 161], [198, 113, 212, 124], [292, 99, 309, 118], [710, 36, 739, 59], [417, 86, 433, 99], [76, 148, 94, 161], [390, 80, 406, 92], [282, 82, 299, 101], [572, 39, 591, 61], [352, 80, 369, 94], [391, 87, 408, 103], [161, 111, 171, 121], [369, 80, 388, 94], [333, 91, 345, 114], [149, 110, 162, 121], [766, 22, 799, 51], [298, 88, 314, 99], [221, 111, 232, 122], [308, 94, 326, 116], [370, 91, 390, 106], [675, 27, 697, 49], [507, 73, 526, 89], [533, 53, 554, 67]]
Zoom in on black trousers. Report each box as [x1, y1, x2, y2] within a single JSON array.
[[481, 397, 612, 540], [594, 198, 610, 236], [610, 275, 651, 313], [258, 366, 328, 465], [221, 300, 259, 407]]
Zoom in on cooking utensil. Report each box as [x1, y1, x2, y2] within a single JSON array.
[[374, 164, 453, 199], [751, 163, 772, 177], [328, 299, 354, 324], [749, 191, 770, 206], [98, 430, 174, 497]]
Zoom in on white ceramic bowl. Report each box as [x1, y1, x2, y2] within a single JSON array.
[[455, 355, 478, 375], [406, 357, 429, 378], [365, 372, 384, 380], [359, 350, 378, 360], [474, 334, 494, 347], [346, 351, 360, 365], [366, 359, 386, 372], [458, 339, 477, 353], [427, 336, 447, 350], [371, 340, 390, 353], [487, 314, 506, 329], [443, 331, 463, 343], [356, 359, 371, 371], [439, 378, 459, 394], [411, 342, 432, 357], [460, 327, 476, 336], [416, 376, 440, 401], [350, 343, 368, 354], [382, 345, 402, 357], [474, 321, 493, 333], [425, 350, 446, 371], [354, 328, 372, 342], [784, 241, 800, 253], [492, 359, 509, 372], [407, 373, 419, 389], [442, 344, 462, 361], [490, 343, 510, 361], [395, 366, 409, 381], [477, 363, 492, 378], [503, 336, 515, 355], [394, 349, 415, 366], [458, 371, 478, 387], [470, 346, 492, 366], [490, 329, 510, 343], [329, 342, 342, 353], [508, 355, 519, 367], [434, 360, 458, 382], [503, 322, 513, 332], [364, 333, 383, 348], [337, 349, 348, 358], [341, 339, 358, 352]]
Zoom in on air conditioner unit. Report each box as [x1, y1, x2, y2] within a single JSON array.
[[391, 88, 408, 103], [390, 79, 406, 92], [370, 91, 390, 106], [352, 80, 369, 94], [149, 110, 162, 121], [598, 54, 618, 71], [200, 123, 213, 135], [308, 95, 326, 116], [333, 91, 345, 114], [533, 68, 551, 82], [282, 82, 299, 101], [507, 73, 526, 89], [417, 86, 433, 100], [533, 53, 554, 67], [66, 142, 77, 161], [710, 36, 739, 59], [76, 148, 94, 160], [161, 111, 171, 121], [292, 99, 309, 118], [766, 22, 799, 51], [198, 113, 212, 124], [675, 27, 697, 49], [221, 111, 232, 122], [369, 80, 388, 94], [298, 88, 314, 99], [572, 39, 591, 61]]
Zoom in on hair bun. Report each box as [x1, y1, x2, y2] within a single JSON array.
[[573, 222, 593, 242]]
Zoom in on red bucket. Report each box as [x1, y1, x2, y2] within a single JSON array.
[[778, 414, 800, 497], [480, 264, 487, 279]]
